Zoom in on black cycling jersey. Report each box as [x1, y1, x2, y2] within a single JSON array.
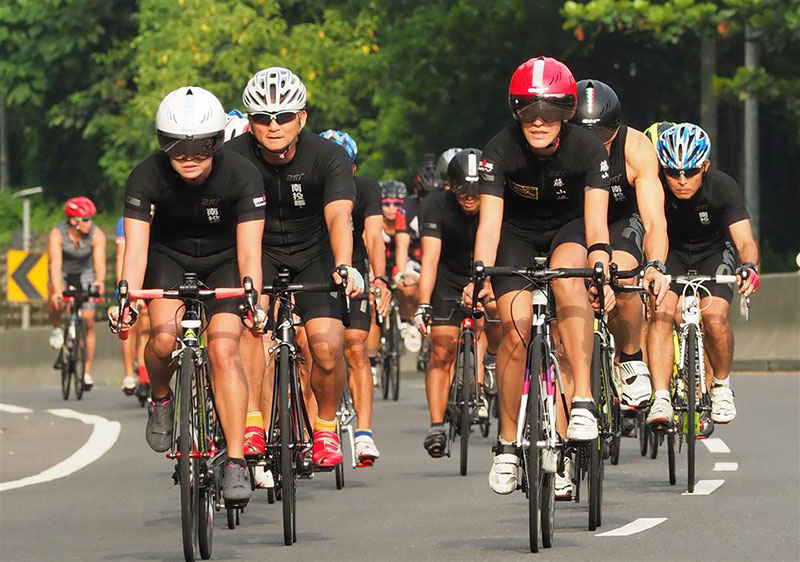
[[420, 190, 479, 278], [479, 123, 610, 233], [401, 194, 422, 262], [225, 131, 356, 253], [353, 176, 382, 263], [607, 125, 638, 222], [124, 150, 265, 258], [663, 169, 749, 257]]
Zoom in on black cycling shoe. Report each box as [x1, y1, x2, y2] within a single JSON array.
[[423, 427, 447, 458]]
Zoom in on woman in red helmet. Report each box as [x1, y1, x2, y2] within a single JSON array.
[[48, 196, 107, 390], [464, 56, 615, 496]]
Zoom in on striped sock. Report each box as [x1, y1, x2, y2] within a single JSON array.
[[355, 429, 372, 438], [315, 417, 336, 432]]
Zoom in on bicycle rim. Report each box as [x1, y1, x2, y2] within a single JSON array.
[[527, 338, 547, 553], [197, 366, 214, 560], [73, 322, 86, 400], [687, 324, 697, 494], [667, 431, 677, 486], [459, 333, 473, 476], [279, 350, 295, 545], [60, 348, 70, 400], [588, 335, 602, 531], [179, 351, 198, 561]]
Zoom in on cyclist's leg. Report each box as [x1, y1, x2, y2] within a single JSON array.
[[80, 308, 96, 375], [701, 296, 733, 378], [426, 325, 459, 424], [345, 279, 374, 429], [296, 323, 318, 426], [135, 304, 151, 384]]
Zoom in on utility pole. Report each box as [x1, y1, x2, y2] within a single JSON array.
[[744, 23, 760, 240], [699, 36, 718, 166], [12, 186, 43, 329]]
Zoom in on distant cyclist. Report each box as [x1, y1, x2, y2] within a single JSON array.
[[571, 79, 669, 412], [111, 86, 265, 504], [647, 123, 759, 431], [48, 196, 106, 391], [319, 129, 387, 466], [436, 148, 462, 190]]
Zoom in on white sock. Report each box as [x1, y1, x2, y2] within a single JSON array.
[[571, 396, 593, 404], [654, 389, 670, 401], [499, 436, 513, 446], [713, 376, 730, 387]]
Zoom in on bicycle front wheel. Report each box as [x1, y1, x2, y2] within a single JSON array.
[[73, 322, 86, 400], [686, 324, 698, 494], [588, 334, 603, 531], [459, 331, 474, 477], [178, 351, 199, 561], [390, 310, 401, 401], [60, 348, 70, 400], [526, 337, 546, 553], [278, 350, 296, 545]]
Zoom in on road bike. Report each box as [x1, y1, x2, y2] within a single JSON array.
[[117, 274, 255, 561], [375, 283, 403, 401], [55, 278, 101, 401]]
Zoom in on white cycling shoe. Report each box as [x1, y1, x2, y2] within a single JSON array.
[[489, 444, 520, 495], [566, 400, 599, 441], [618, 360, 653, 410], [82, 373, 94, 391], [647, 396, 674, 427], [555, 456, 575, 500], [355, 434, 380, 467], [253, 466, 274, 489], [50, 327, 64, 350], [710, 383, 736, 423], [122, 375, 136, 395]]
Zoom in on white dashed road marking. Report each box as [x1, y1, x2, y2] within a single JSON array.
[[713, 462, 739, 471], [595, 517, 668, 537], [701, 438, 731, 453], [682, 479, 725, 496], [0, 408, 121, 492], [0, 404, 33, 414]]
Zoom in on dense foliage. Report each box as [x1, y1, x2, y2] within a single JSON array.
[[1, 0, 797, 269]]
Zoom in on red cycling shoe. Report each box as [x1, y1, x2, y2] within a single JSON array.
[[312, 429, 343, 467], [244, 425, 266, 457]]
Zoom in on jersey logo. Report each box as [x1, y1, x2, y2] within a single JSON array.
[[600, 160, 610, 179], [478, 159, 494, 173], [125, 195, 143, 208], [611, 184, 625, 201], [509, 180, 539, 200], [553, 178, 564, 187], [253, 193, 266, 208], [290, 183, 306, 208], [201, 198, 221, 206], [698, 210, 710, 225], [206, 207, 221, 223]]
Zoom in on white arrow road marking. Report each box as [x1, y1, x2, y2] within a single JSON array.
[[0, 404, 33, 414], [713, 462, 739, 471], [0, 408, 121, 492], [701, 438, 730, 453], [595, 517, 668, 537], [682, 479, 724, 496]]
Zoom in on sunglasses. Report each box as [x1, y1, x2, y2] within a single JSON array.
[[249, 111, 299, 126], [664, 167, 703, 179], [382, 199, 403, 208], [511, 96, 574, 124], [453, 182, 479, 197], [158, 133, 223, 162], [73, 217, 92, 223]]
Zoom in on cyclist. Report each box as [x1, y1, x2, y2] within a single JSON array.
[[111, 86, 265, 504], [229, 67, 362, 468], [48, 196, 106, 391], [571, 80, 669, 411], [414, 148, 498, 456], [115, 216, 151, 398], [647, 123, 759, 430], [381, 180, 408, 278], [464, 56, 615, 494], [436, 148, 462, 190], [319, 129, 388, 466]]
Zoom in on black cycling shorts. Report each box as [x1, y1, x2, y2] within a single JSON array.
[[610, 212, 644, 264], [492, 218, 585, 299], [666, 241, 737, 303], [263, 245, 344, 323], [143, 245, 240, 317], [346, 256, 372, 332], [432, 269, 469, 328]]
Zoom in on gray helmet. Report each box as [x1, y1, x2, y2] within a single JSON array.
[[436, 148, 462, 183], [380, 180, 407, 199]]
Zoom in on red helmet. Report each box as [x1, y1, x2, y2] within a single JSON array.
[[508, 56, 577, 122], [65, 196, 97, 218]]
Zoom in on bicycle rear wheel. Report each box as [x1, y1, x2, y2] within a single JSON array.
[[667, 431, 677, 486], [198, 366, 215, 560], [588, 334, 603, 531], [178, 351, 199, 561], [73, 322, 86, 400], [459, 332, 474, 477], [335, 423, 345, 490], [278, 350, 296, 545], [60, 348, 70, 400], [638, 414, 649, 456], [686, 324, 697, 494]]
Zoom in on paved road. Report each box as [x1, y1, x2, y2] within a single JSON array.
[[1, 371, 798, 562]]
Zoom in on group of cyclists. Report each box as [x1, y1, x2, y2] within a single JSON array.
[[47, 55, 760, 536]]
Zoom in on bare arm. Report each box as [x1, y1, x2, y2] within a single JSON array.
[[48, 228, 64, 297], [324, 199, 354, 266], [120, 218, 150, 291], [627, 128, 668, 263], [585, 188, 611, 270], [236, 219, 264, 295], [729, 219, 759, 265], [418, 236, 442, 305], [472, 194, 504, 267], [115, 240, 125, 283], [364, 215, 386, 278], [395, 232, 411, 275], [91, 228, 107, 294]]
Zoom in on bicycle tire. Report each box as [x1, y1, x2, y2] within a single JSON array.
[[197, 369, 215, 560], [178, 351, 199, 561], [540, 471, 555, 548], [381, 320, 391, 400], [667, 431, 677, 486], [459, 332, 474, 476], [335, 424, 345, 489], [687, 324, 697, 494], [638, 415, 649, 457], [60, 347, 70, 400], [278, 349, 295, 545], [390, 310, 401, 401], [73, 321, 86, 400], [226, 508, 236, 530], [650, 428, 659, 459], [588, 334, 602, 531]]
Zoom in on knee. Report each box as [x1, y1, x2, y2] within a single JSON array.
[[703, 315, 730, 340], [309, 341, 340, 373], [551, 278, 584, 302], [500, 326, 527, 359], [344, 338, 368, 368], [209, 341, 241, 375], [148, 332, 176, 359], [430, 342, 455, 369]]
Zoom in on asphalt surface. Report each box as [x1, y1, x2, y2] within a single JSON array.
[[1, 371, 798, 562]]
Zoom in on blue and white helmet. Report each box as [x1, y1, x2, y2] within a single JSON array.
[[319, 129, 358, 163], [657, 123, 711, 170]]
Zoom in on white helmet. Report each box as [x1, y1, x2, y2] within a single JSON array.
[[224, 109, 251, 142], [242, 67, 307, 113], [155, 86, 226, 158]]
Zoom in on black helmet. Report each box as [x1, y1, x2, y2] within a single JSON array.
[[380, 180, 407, 199], [415, 161, 441, 192], [447, 148, 482, 197], [572, 79, 621, 143]]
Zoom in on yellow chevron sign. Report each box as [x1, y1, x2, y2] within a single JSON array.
[[7, 251, 48, 302]]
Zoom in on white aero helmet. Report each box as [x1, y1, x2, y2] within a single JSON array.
[[243, 67, 307, 113], [155, 86, 226, 159]]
